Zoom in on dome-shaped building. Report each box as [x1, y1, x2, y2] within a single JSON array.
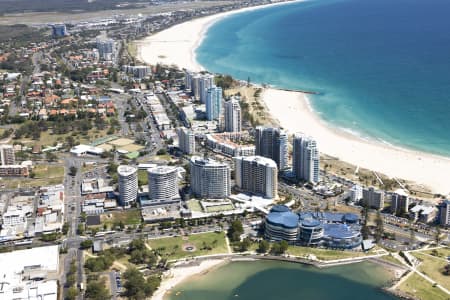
[[265, 205, 299, 242]]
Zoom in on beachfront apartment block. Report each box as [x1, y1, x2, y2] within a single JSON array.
[[234, 155, 278, 199], [206, 85, 222, 120], [190, 156, 231, 199], [362, 187, 385, 210], [292, 133, 320, 184], [177, 127, 196, 154], [205, 133, 255, 157], [0, 144, 15, 165], [438, 199, 450, 226], [349, 185, 363, 202], [118, 165, 138, 207], [391, 189, 410, 215], [224, 97, 242, 132], [147, 166, 180, 202], [255, 127, 288, 171], [188, 73, 214, 102], [200, 74, 215, 103]]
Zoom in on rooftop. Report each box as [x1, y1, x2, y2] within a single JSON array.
[[234, 155, 277, 168], [148, 165, 178, 175], [190, 155, 228, 167], [117, 165, 137, 176]]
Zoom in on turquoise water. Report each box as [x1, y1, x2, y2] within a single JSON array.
[[166, 260, 397, 300], [197, 0, 450, 157]]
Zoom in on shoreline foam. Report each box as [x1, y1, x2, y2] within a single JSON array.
[[136, 1, 450, 195]]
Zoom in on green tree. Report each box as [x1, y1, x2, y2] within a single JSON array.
[[270, 241, 288, 255], [409, 223, 416, 245], [236, 237, 251, 252], [434, 226, 442, 245], [361, 224, 370, 240], [45, 151, 57, 162], [257, 240, 270, 254], [62, 222, 70, 235], [374, 211, 384, 243], [123, 268, 148, 299], [65, 287, 78, 300], [69, 166, 77, 176], [84, 255, 114, 272], [227, 219, 244, 242], [77, 223, 85, 235], [80, 239, 93, 249], [84, 280, 110, 300]]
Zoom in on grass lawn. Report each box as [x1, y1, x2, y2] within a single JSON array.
[[398, 273, 449, 300], [21, 128, 110, 148], [187, 200, 203, 212], [34, 164, 64, 178], [127, 42, 138, 58], [422, 248, 450, 259], [412, 252, 450, 289], [153, 154, 172, 161], [378, 253, 403, 266], [205, 204, 234, 213], [286, 246, 367, 261], [148, 232, 228, 260], [118, 143, 144, 152], [138, 169, 148, 185], [102, 210, 142, 227], [1, 164, 64, 189]]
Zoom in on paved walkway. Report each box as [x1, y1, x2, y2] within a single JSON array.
[[391, 250, 450, 295], [225, 236, 232, 254]]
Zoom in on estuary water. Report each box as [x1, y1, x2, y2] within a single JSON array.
[[165, 260, 397, 300]]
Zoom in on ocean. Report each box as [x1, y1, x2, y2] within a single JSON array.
[[165, 260, 397, 300], [196, 0, 450, 157]]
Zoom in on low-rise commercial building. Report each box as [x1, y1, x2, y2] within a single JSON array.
[[0, 245, 59, 299], [409, 205, 438, 223], [264, 206, 362, 249]]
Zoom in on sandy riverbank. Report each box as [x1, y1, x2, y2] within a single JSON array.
[[136, 1, 450, 195], [152, 259, 228, 300]]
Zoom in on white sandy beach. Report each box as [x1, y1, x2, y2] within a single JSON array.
[[136, 0, 304, 72], [137, 1, 450, 195], [152, 259, 227, 300], [262, 89, 450, 195]]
